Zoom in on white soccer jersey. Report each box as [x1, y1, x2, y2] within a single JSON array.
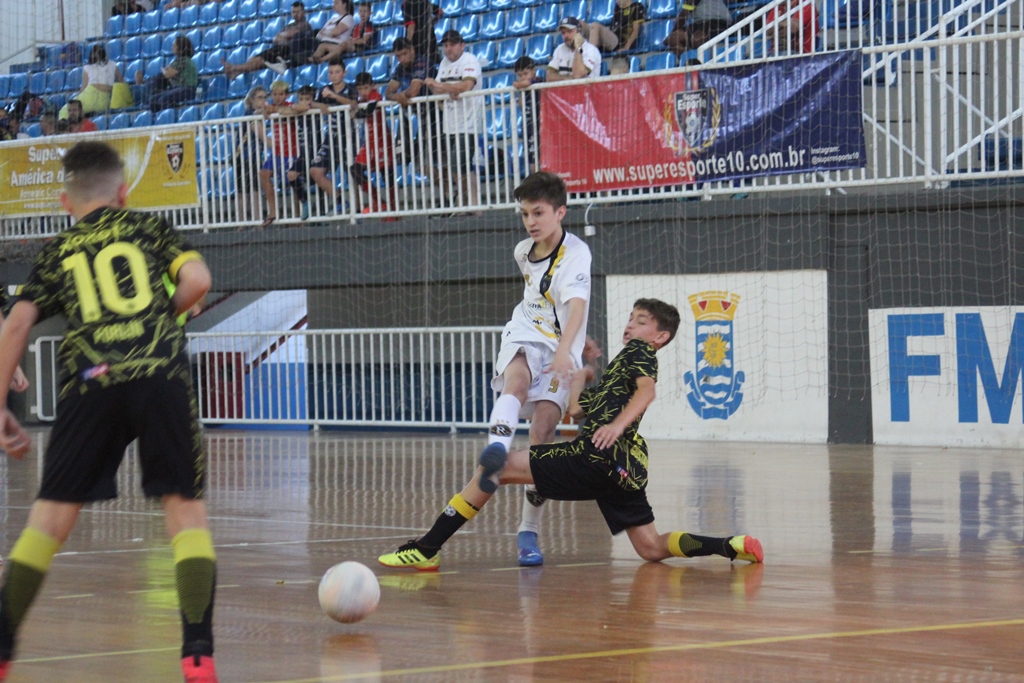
[[550, 41, 602, 78], [437, 51, 483, 133], [503, 230, 592, 365]]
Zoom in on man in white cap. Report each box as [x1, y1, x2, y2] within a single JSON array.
[[547, 16, 602, 81]]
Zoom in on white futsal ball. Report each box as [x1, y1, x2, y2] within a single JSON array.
[[318, 561, 380, 624]]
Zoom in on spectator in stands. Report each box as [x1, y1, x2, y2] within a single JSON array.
[[349, 71, 397, 215], [66, 100, 98, 134], [585, 0, 647, 54], [4, 111, 30, 140], [61, 44, 125, 119], [349, 3, 376, 54], [134, 36, 199, 113], [39, 113, 58, 137], [112, 0, 154, 16], [765, 0, 818, 54], [259, 80, 300, 228], [426, 29, 483, 212], [234, 86, 270, 224], [664, 0, 732, 55], [512, 56, 543, 172], [164, 0, 220, 9], [547, 17, 602, 82], [223, 2, 313, 79], [386, 37, 435, 180], [309, 58, 359, 210], [308, 0, 357, 64], [0, 112, 13, 142], [403, 0, 442, 66]]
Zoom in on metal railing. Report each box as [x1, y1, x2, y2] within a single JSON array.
[[2, 27, 1023, 240]]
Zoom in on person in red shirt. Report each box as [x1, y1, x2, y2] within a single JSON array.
[[349, 72, 396, 215], [66, 100, 98, 133], [766, 0, 818, 54], [258, 80, 300, 228]]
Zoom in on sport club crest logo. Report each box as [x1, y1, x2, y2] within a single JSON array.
[[165, 142, 185, 174], [663, 71, 720, 157], [684, 291, 745, 420]]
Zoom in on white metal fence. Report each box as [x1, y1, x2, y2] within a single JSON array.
[[32, 327, 518, 429], [3, 25, 1023, 240]]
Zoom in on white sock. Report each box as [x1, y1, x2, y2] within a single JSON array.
[[518, 486, 545, 534], [487, 394, 521, 452]]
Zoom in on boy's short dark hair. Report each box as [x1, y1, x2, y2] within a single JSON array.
[[327, 56, 346, 68], [634, 298, 681, 344], [297, 84, 316, 98], [354, 71, 373, 86], [392, 37, 413, 52], [513, 171, 567, 210], [63, 141, 125, 199], [512, 56, 535, 72], [291, 1, 304, 7]]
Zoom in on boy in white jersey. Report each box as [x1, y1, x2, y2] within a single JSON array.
[[381, 171, 591, 569]]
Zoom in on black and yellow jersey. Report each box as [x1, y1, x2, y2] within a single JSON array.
[[0, 282, 7, 314], [15, 207, 202, 400], [578, 338, 659, 490]]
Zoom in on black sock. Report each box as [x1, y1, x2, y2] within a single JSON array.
[[416, 494, 480, 555], [670, 532, 732, 559]]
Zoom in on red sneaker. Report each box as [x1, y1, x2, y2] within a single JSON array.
[[181, 654, 218, 683], [0, 660, 10, 682]]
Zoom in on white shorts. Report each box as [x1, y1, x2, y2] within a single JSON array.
[[490, 341, 572, 419]]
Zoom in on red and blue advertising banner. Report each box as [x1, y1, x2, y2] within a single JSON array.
[[540, 51, 866, 192]]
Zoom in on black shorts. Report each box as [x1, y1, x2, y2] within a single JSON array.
[[38, 376, 206, 503], [441, 132, 478, 173], [257, 44, 291, 64], [530, 438, 655, 535], [309, 139, 345, 170]]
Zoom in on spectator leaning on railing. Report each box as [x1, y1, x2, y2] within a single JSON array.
[[548, 17, 602, 81], [664, 0, 733, 55], [765, 0, 819, 55]]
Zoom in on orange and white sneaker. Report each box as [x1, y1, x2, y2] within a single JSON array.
[[182, 654, 218, 683], [728, 535, 764, 563]]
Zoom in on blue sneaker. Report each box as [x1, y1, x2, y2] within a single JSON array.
[[517, 531, 543, 566], [478, 443, 507, 494]]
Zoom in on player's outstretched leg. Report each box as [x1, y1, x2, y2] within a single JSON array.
[[517, 487, 546, 566], [478, 443, 507, 494], [668, 532, 764, 563], [378, 494, 482, 571]]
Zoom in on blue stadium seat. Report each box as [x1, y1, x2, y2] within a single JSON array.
[[142, 9, 162, 33], [91, 115, 108, 131], [26, 123, 42, 138], [222, 24, 243, 49], [42, 46, 64, 70], [644, 51, 676, 70], [192, 52, 206, 74], [343, 56, 364, 83], [106, 15, 124, 37], [314, 62, 329, 85], [464, 0, 488, 13], [524, 34, 553, 63], [453, 14, 480, 42], [392, 2, 404, 22], [516, 0, 544, 5], [259, 0, 279, 16], [124, 12, 143, 35], [185, 28, 203, 49], [49, 92, 68, 111], [132, 110, 153, 127], [250, 68, 278, 89], [28, 72, 46, 96], [295, 64, 317, 84], [242, 20, 265, 44], [225, 45, 249, 67], [205, 74, 228, 100], [370, 0, 394, 25], [491, 0, 516, 9], [589, 0, 615, 24], [105, 38, 124, 62], [376, 24, 403, 52], [308, 10, 329, 28], [238, 0, 259, 20], [177, 105, 201, 122], [506, 7, 532, 35], [227, 100, 248, 117], [142, 34, 163, 58], [479, 11, 506, 40], [640, 19, 673, 52], [207, 132, 235, 163], [202, 48, 226, 75], [367, 54, 392, 82], [144, 58, 165, 79], [648, 0, 678, 20], [467, 41, 496, 69], [162, 32, 181, 56], [495, 37, 524, 68], [124, 59, 144, 84], [262, 17, 284, 42], [438, 0, 465, 17], [198, 2, 220, 25], [227, 73, 250, 97], [64, 66, 82, 93], [628, 55, 642, 72], [161, 7, 180, 30], [155, 108, 177, 126], [0, 75, 9, 98], [563, 0, 587, 21], [202, 27, 223, 52], [532, 3, 560, 31], [123, 36, 143, 60], [484, 71, 514, 103], [108, 112, 131, 130], [44, 70, 65, 94], [219, 0, 240, 23], [434, 16, 452, 41], [179, 4, 199, 27], [485, 107, 510, 140], [7, 73, 27, 98], [202, 102, 226, 120]]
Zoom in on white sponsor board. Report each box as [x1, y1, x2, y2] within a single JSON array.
[[606, 272, 828, 443], [869, 306, 1024, 447]]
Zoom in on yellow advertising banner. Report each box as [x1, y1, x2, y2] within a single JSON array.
[[0, 130, 199, 218]]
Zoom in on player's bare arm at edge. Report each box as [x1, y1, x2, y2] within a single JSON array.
[[0, 301, 40, 457], [591, 376, 656, 450], [549, 296, 587, 377], [170, 258, 212, 316]]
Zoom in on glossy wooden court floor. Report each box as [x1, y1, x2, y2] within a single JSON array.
[[1, 429, 1023, 682]]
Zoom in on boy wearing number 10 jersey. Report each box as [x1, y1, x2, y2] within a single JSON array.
[[0, 141, 218, 683]]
